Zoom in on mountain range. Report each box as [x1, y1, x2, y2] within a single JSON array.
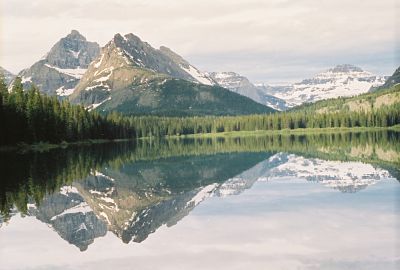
[[207, 71, 287, 110], [1, 30, 395, 114], [260, 64, 387, 108], [69, 32, 273, 116]]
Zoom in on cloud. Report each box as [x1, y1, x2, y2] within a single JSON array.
[[0, 0, 398, 82]]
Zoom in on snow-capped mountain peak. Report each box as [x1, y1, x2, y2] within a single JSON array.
[[266, 64, 386, 108]]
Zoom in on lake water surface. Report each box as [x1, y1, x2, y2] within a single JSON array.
[[1, 132, 399, 270]]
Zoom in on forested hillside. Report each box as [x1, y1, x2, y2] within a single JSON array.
[[291, 84, 400, 114], [0, 76, 136, 145]]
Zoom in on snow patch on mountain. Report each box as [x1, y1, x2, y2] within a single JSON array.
[[44, 64, 87, 79], [21, 76, 32, 84], [180, 64, 214, 85], [60, 186, 80, 195], [50, 202, 92, 221], [258, 153, 391, 193], [215, 177, 252, 197], [87, 97, 112, 111], [269, 64, 386, 108], [56, 86, 75, 96], [187, 184, 218, 206]]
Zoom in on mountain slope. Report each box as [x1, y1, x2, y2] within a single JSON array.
[[372, 66, 400, 92], [208, 72, 287, 111], [71, 33, 275, 116], [0, 66, 15, 85], [292, 84, 400, 114], [14, 30, 100, 96], [270, 64, 386, 108]]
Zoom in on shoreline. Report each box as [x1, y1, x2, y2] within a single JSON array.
[[1, 126, 398, 152], [0, 138, 135, 153], [167, 126, 398, 139]]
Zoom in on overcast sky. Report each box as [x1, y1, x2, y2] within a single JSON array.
[[0, 0, 399, 83]]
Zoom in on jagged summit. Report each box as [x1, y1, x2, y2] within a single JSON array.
[[71, 32, 273, 116], [329, 64, 364, 73], [14, 30, 100, 96], [67, 30, 87, 40], [106, 32, 214, 84], [45, 30, 99, 69]]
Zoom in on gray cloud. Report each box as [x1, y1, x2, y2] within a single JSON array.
[[0, 0, 398, 82]]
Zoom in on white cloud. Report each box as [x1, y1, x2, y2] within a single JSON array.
[[0, 0, 398, 82]]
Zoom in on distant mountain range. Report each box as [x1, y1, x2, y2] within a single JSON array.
[[207, 72, 287, 110], [1, 30, 395, 114], [260, 64, 386, 108]]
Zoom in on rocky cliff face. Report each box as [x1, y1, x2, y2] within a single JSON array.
[[15, 30, 100, 96]]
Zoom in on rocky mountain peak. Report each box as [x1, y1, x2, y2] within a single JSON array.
[[329, 64, 363, 73], [111, 33, 151, 54], [46, 30, 100, 69], [67, 30, 87, 41], [124, 33, 148, 45], [92, 32, 214, 85], [15, 30, 100, 96]]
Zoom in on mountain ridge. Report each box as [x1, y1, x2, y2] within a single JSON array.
[[262, 64, 386, 108], [208, 71, 287, 111], [12, 30, 100, 96], [70, 32, 275, 116]]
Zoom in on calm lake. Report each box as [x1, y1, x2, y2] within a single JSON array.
[[1, 131, 399, 270]]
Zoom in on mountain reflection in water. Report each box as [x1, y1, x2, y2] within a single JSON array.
[[0, 131, 399, 254]]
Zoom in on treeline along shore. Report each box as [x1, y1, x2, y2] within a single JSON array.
[[1, 75, 399, 147]]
